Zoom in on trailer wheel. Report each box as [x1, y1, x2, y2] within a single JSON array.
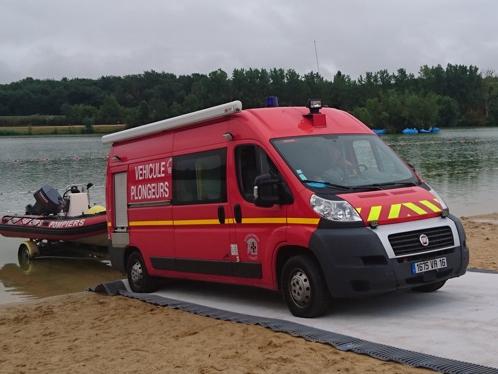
[[281, 255, 329, 318], [18, 242, 38, 271], [18, 244, 31, 269], [412, 280, 446, 293], [126, 251, 158, 293]]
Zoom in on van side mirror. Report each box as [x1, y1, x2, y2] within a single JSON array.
[[253, 174, 293, 207]]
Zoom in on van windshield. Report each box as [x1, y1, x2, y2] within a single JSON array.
[[272, 134, 418, 190]]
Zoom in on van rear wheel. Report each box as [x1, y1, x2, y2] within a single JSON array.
[[281, 255, 329, 318], [126, 251, 158, 293]]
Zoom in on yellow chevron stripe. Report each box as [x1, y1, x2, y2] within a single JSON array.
[[402, 202, 427, 215], [419, 199, 442, 213], [388, 203, 401, 219], [287, 218, 320, 225], [356, 207, 362, 214], [367, 206, 382, 221]]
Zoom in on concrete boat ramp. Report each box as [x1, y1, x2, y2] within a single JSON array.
[[95, 270, 498, 373]]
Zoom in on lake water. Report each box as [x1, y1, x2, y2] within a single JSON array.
[[0, 136, 117, 304], [0, 136, 108, 212], [1, 128, 498, 304], [384, 128, 498, 216], [0, 236, 120, 304]]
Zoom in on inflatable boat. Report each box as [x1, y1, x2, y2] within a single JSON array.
[[0, 210, 107, 244], [0, 184, 107, 262]]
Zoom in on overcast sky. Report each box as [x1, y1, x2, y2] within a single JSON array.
[[1, 0, 497, 83]]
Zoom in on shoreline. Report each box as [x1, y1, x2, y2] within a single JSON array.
[[0, 213, 496, 372], [0, 124, 125, 136]]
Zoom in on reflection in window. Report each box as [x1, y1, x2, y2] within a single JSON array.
[[173, 149, 226, 204], [236, 145, 280, 202]]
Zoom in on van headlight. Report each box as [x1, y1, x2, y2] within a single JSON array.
[[426, 185, 449, 216], [310, 194, 362, 222]]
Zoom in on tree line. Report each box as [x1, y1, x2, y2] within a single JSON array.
[[0, 64, 497, 131]]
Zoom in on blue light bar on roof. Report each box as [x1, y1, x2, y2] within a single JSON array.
[[265, 96, 279, 107]]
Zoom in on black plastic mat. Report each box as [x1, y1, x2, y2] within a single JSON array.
[[91, 280, 498, 374]]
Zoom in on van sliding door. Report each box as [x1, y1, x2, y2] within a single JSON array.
[[171, 148, 231, 272]]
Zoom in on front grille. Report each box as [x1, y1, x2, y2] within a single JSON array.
[[389, 226, 454, 257]]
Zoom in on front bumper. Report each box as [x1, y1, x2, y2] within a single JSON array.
[[309, 214, 469, 298]]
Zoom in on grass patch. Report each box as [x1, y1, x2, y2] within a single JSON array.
[[0, 124, 126, 136], [92, 124, 127, 134]]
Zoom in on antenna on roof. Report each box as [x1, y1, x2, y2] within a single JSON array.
[[314, 40, 320, 76]]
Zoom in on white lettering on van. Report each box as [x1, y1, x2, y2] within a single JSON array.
[[130, 182, 170, 201], [135, 161, 166, 181], [129, 158, 172, 203]]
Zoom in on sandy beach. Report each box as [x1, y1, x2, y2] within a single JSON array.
[[462, 213, 498, 271], [0, 293, 431, 374], [0, 214, 496, 373]]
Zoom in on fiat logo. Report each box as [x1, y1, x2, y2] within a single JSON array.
[[419, 234, 430, 247]]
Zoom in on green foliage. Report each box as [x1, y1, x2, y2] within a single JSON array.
[[0, 64, 497, 130], [98, 95, 123, 123], [436, 96, 459, 127], [83, 117, 94, 134], [62, 104, 97, 125], [0, 114, 67, 126], [353, 91, 447, 131]]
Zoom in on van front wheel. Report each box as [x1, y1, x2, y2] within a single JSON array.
[[281, 255, 329, 318], [126, 251, 158, 293]]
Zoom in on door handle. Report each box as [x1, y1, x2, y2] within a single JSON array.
[[234, 204, 242, 224], [217, 205, 226, 224]]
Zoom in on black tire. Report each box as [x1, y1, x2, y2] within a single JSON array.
[[18, 244, 32, 271], [412, 280, 446, 293], [280, 255, 330, 318], [126, 251, 158, 293]]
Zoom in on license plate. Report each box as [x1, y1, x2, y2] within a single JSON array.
[[411, 257, 447, 274]]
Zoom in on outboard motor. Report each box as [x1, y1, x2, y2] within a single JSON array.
[[25, 185, 63, 215]]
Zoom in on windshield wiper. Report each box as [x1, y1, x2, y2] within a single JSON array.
[[302, 180, 353, 191]]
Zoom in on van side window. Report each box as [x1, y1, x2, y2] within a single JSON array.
[[173, 149, 227, 204], [235, 145, 280, 202]]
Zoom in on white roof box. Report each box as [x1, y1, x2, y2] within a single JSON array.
[[102, 100, 242, 144]]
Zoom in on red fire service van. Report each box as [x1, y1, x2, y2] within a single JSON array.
[[102, 100, 468, 317]]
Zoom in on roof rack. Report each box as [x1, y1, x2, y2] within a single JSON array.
[[102, 100, 243, 144]]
